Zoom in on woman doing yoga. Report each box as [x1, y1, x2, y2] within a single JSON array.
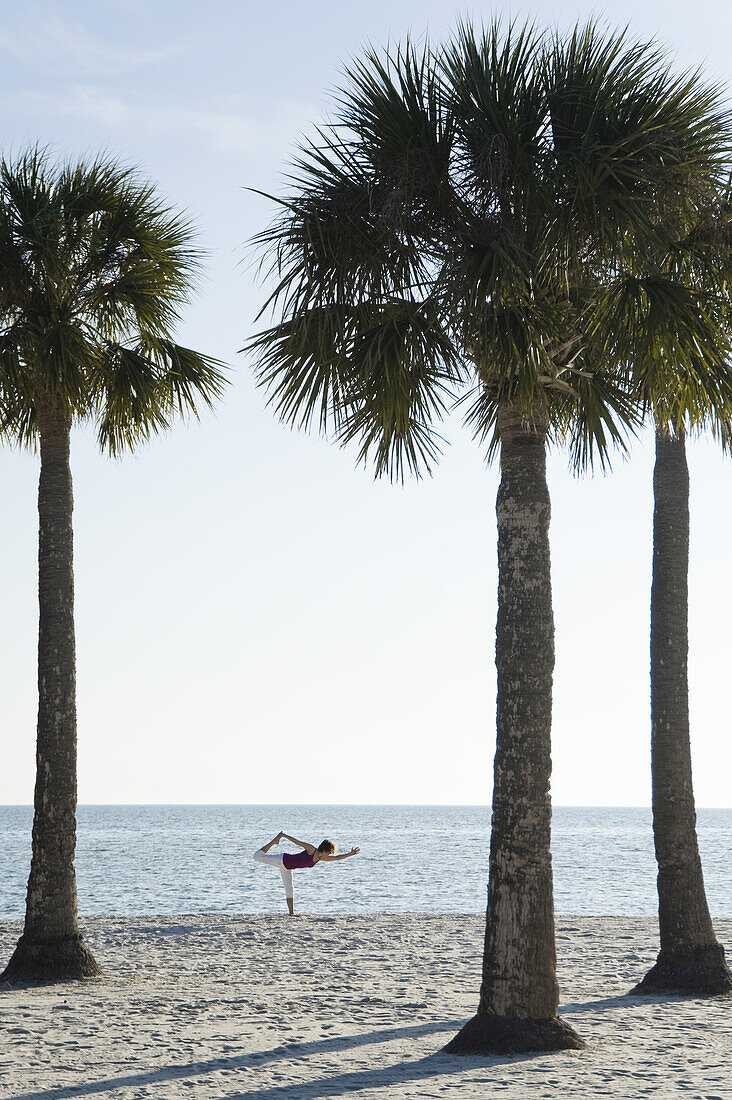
[[253, 831, 360, 915]]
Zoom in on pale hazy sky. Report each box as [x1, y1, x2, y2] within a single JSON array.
[[1, 0, 731, 807]]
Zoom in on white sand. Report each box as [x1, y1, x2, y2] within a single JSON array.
[[1, 914, 731, 1099]]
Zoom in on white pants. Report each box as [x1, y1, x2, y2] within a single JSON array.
[[253, 848, 293, 899]]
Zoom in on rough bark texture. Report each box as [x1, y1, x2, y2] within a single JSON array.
[[632, 429, 731, 997], [447, 403, 584, 1054], [2, 394, 101, 984]]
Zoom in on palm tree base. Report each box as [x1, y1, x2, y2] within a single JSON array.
[[1, 933, 102, 984], [631, 943, 732, 996], [444, 1012, 586, 1055]]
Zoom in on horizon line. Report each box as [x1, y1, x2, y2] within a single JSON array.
[[2, 801, 731, 810]]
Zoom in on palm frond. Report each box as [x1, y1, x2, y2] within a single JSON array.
[[336, 296, 463, 480], [247, 302, 357, 434], [587, 272, 732, 429], [94, 340, 227, 456], [543, 22, 732, 254]]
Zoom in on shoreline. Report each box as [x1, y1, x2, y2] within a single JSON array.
[[2, 915, 731, 1098]]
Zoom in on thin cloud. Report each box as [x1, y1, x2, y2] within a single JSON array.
[[0, 18, 186, 76], [15, 87, 313, 162]]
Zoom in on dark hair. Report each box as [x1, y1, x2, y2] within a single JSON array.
[[318, 839, 336, 854]]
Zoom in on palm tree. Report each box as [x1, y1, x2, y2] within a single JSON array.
[[247, 23, 729, 1053], [0, 149, 226, 983], [638, 424, 732, 994], [604, 206, 732, 995]]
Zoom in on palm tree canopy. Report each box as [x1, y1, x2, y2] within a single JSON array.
[[601, 189, 732, 442], [0, 148, 226, 452], [248, 21, 732, 478]]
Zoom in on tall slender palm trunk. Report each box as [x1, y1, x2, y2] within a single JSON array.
[[447, 403, 584, 1054], [632, 428, 731, 995], [2, 393, 100, 983]]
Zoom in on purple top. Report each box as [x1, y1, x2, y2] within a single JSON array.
[[282, 850, 316, 870]]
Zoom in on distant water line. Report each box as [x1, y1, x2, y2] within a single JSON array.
[[1, 805, 731, 919]]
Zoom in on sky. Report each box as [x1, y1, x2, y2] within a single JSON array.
[[1, 0, 732, 807]]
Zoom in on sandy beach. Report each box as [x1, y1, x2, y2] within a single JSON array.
[[1, 914, 731, 1099]]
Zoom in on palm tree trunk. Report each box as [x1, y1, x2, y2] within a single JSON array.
[[447, 402, 584, 1054], [632, 427, 731, 995], [1, 392, 101, 983]]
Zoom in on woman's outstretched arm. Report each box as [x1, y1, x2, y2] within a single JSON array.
[[320, 847, 361, 862], [280, 833, 316, 854]]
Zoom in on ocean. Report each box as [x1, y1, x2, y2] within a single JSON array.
[[2, 805, 731, 918]]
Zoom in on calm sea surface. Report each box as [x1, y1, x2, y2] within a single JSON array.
[[1, 805, 731, 918]]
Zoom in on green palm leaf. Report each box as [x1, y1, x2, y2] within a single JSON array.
[[0, 147, 227, 451]]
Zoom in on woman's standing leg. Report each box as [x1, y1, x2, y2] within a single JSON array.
[[280, 867, 295, 916]]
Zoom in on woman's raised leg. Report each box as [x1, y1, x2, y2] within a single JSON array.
[[260, 832, 283, 855]]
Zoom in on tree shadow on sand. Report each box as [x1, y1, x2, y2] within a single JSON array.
[[11, 1018, 549, 1100], [558, 993, 633, 1014], [559, 989, 730, 1016]]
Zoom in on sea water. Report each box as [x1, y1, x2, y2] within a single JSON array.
[[1, 805, 731, 918]]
